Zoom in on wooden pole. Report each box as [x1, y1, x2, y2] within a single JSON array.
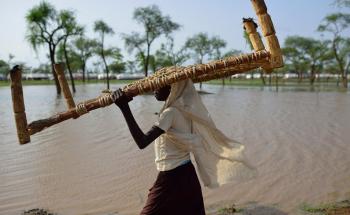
[[10, 66, 30, 144], [243, 18, 273, 73], [27, 51, 271, 136], [243, 18, 265, 51], [250, 0, 283, 69], [54, 63, 76, 109]]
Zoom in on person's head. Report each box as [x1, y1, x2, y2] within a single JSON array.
[[154, 85, 171, 101]]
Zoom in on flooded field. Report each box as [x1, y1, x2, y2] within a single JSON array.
[[1, 84, 350, 215]]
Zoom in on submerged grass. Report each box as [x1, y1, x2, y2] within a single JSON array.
[[300, 200, 350, 215]]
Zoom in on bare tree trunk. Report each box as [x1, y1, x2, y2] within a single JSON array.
[[82, 62, 86, 82], [145, 44, 151, 77], [298, 71, 303, 83], [275, 72, 279, 92], [63, 39, 76, 93], [332, 41, 347, 88], [101, 35, 110, 89], [260, 70, 266, 85], [336, 74, 340, 87], [102, 54, 110, 89], [222, 78, 225, 86], [310, 65, 316, 85], [342, 74, 348, 88], [49, 46, 61, 95]]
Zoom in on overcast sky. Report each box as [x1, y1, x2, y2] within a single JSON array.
[[0, 0, 346, 69]]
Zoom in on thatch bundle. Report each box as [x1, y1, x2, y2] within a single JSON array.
[[11, 0, 283, 144]]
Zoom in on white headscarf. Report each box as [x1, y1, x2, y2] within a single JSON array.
[[162, 79, 257, 188]]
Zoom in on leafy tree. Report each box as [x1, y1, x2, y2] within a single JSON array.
[[73, 37, 98, 81], [125, 60, 137, 74], [151, 37, 189, 71], [122, 5, 180, 77], [185, 33, 212, 64], [94, 20, 114, 89], [223, 49, 242, 58], [59, 10, 84, 92], [284, 36, 331, 84], [185, 33, 212, 89], [32, 63, 51, 74], [8, 54, 15, 69], [334, 0, 350, 7], [222, 49, 242, 83], [0, 60, 9, 79], [185, 33, 227, 88], [209, 36, 227, 60], [57, 43, 82, 75], [282, 46, 308, 82], [107, 47, 125, 74], [318, 13, 350, 88], [209, 36, 227, 85], [26, 1, 71, 94]]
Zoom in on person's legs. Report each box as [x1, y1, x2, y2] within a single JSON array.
[[181, 163, 206, 215], [140, 171, 173, 215], [140, 162, 205, 215]]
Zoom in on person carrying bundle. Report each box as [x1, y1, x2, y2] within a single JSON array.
[[114, 78, 256, 215]]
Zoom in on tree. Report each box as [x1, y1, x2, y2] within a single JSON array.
[[26, 1, 70, 94], [151, 37, 189, 71], [73, 37, 98, 82], [57, 43, 82, 77], [223, 49, 242, 83], [8, 54, 15, 69], [185, 33, 211, 89], [94, 20, 114, 89], [223, 49, 242, 58], [185, 33, 227, 88], [125, 60, 137, 74], [32, 63, 51, 74], [0, 60, 9, 79], [185, 33, 212, 64], [60, 10, 84, 93], [334, 0, 350, 7], [282, 46, 308, 83], [284, 36, 330, 85], [107, 47, 125, 74], [318, 13, 350, 88], [122, 5, 180, 77], [210, 36, 227, 85]]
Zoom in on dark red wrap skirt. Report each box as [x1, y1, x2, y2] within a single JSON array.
[[140, 162, 205, 215]]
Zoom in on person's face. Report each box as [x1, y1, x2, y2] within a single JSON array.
[[154, 85, 171, 101]]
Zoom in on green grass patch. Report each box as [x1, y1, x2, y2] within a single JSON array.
[[0, 79, 134, 87], [1, 78, 344, 89], [300, 202, 339, 214], [217, 205, 243, 215]]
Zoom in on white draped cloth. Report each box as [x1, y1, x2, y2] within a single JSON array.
[[155, 79, 257, 188]]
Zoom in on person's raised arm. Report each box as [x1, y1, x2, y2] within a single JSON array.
[[114, 89, 164, 149]]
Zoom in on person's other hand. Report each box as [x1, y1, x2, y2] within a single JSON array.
[[113, 89, 133, 108]]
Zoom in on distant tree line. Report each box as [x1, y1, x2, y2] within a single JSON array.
[[0, 0, 349, 93]]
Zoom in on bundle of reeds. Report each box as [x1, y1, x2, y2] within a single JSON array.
[[10, 0, 283, 144]]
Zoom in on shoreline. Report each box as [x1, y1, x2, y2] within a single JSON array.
[[21, 199, 350, 215], [0, 79, 345, 89]]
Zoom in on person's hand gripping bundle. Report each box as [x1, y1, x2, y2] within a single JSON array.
[[113, 89, 133, 108]]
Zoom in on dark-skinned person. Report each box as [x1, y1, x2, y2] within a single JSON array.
[[113, 78, 256, 215]]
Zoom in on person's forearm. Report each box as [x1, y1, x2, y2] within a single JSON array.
[[118, 104, 149, 149]]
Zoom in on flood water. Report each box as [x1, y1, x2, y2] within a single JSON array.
[[1, 84, 350, 215]]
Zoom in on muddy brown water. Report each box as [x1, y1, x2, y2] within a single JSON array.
[[1, 84, 350, 215]]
